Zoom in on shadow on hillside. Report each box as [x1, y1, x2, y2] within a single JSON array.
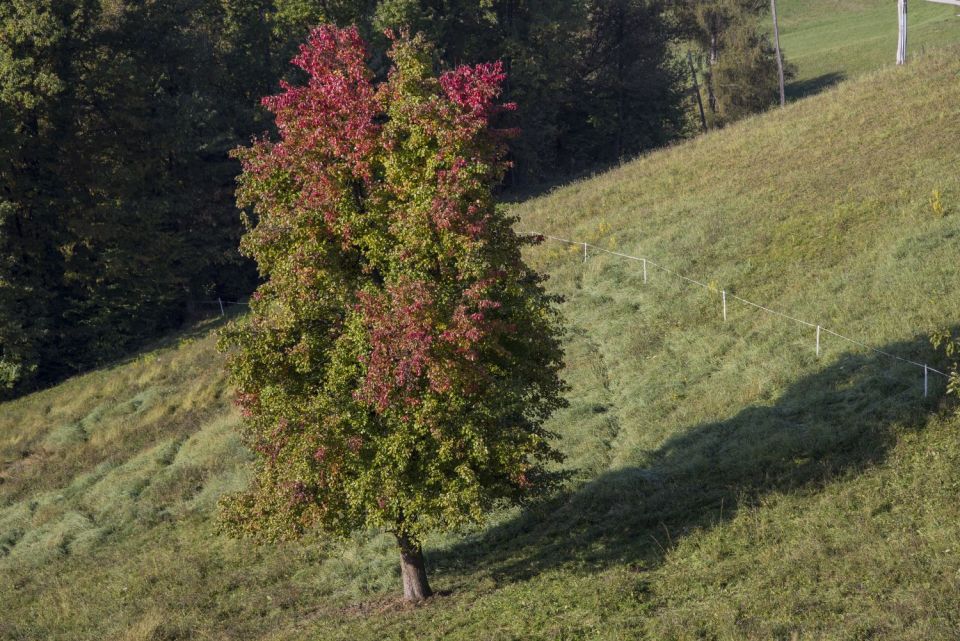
[[76, 305, 241, 377], [2, 300, 246, 404], [430, 332, 950, 587], [787, 72, 846, 100]]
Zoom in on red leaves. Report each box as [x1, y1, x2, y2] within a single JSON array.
[[430, 159, 491, 238], [355, 274, 509, 414], [239, 26, 509, 420], [263, 26, 378, 178], [240, 25, 379, 246], [235, 391, 259, 418], [439, 61, 508, 119], [223, 26, 568, 546], [238, 26, 518, 418], [441, 277, 503, 360], [346, 436, 363, 453], [355, 279, 437, 412]]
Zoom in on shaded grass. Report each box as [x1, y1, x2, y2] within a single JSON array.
[[2, 47, 960, 641]]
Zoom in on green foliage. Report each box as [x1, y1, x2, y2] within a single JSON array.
[[711, 16, 796, 121], [2, 45, 960, 640], [3, 0, 949, 400], [0, 0, 266, 397], [676, 0, 793, 125], [0, 0, 94, 393], [931, 328, 960, 403], [369, 0, 686, 179], [219, 28, 567, 548], [0, 0, 690, 399]]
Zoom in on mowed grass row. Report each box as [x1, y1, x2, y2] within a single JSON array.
[[2, 49, 960, 641], [776, 0, 959, 95]]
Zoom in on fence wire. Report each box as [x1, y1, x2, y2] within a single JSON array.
[[522, 232, 951, 390], [195, 232, 954, 396]]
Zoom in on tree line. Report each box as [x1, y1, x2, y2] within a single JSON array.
[[0, 0, 787, 398]]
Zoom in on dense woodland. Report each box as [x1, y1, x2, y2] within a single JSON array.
[[0, 0, 786, 398]]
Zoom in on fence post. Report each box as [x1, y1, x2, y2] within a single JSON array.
[[924, 364, 929, 398], [583, 243, 588, 263], [218, 297, 225, 316], [771, 0, 786, 106], [722, 290, 727, 322], [642, 258, 647, 284], [816, 325, 821, 357], [897, 0, 908, 65]]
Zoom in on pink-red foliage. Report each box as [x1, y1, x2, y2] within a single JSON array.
[[222, 26, 566, 548]]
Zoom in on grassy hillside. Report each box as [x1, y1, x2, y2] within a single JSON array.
[[777, 0, 959, 95], [3, 49, 960, 640]]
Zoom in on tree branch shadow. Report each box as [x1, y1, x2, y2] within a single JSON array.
[[431, 331, 951, 587]]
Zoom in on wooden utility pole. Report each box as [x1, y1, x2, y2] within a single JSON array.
[[687, 51, 708, 132], [897, 0, 908, 65], [771, 0, 786, 106]]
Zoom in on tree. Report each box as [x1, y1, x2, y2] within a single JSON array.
[[568, 0, 684, 165], [219, 26, 567, 601], [674, 0, 789, 125], [0, 0, 268, 397], [0, 0, 683, 400], [932, 329, 960, 406], [0, 0, 98, 394], [368, 0, 685, 181]]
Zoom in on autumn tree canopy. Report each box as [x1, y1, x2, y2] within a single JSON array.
[[219, 26, 567, 601]]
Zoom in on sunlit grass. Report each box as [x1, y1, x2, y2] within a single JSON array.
[[776, 0, 959, 95], [2, 44, 960, 641]]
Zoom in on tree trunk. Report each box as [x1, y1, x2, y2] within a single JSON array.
[[771, 0, 786, 107], [707, 33, 718, 114], [687, 51, 708, 132], [615, 3, 626, 160], [396, 534, 432, 602]]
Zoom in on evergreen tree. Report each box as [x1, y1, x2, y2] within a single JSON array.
[[0, 0, 98, 393], [1, 0, 267, 395], [368, 0, 684, 180], [566, 0, 683, 166], [0, 0, 687, 397]]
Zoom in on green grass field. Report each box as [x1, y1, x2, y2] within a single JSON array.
[[777, 0, 959, 95], [3, 24, 960, 641]]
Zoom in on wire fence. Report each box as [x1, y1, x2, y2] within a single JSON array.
[[192, 232, 954, 397], [522, 232, 952, 397], [193, 298, 250, 316]]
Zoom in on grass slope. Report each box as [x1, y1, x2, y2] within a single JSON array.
[[3, 50, 960, 641], [777, 0, 959, 95]]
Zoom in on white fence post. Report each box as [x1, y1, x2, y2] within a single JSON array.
[[897, 0, 908, 65], [527, 233, 946, 397]]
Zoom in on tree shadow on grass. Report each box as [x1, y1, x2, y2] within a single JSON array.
[[786, 72, 847, 100], [431, 332, 950, 586]]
